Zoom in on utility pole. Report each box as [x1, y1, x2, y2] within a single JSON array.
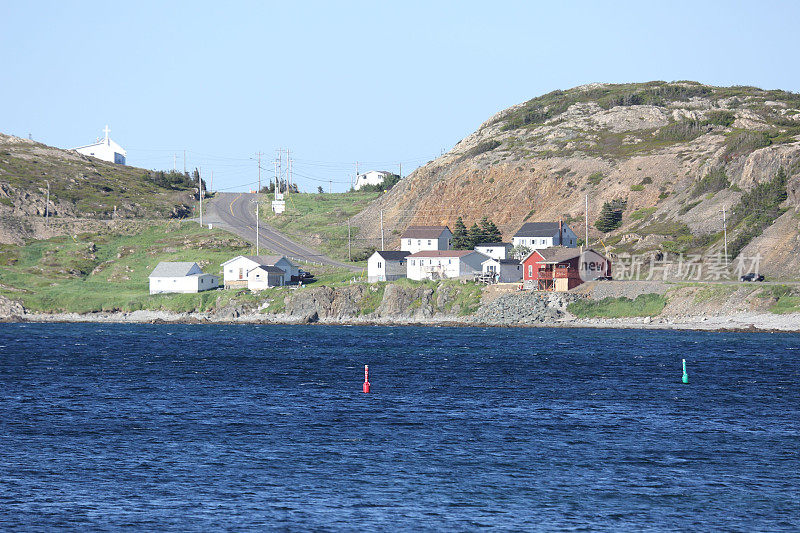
[[256, 152, 262, 256], [198, 167, 203, 226], [209, 170, 213, 194], [399, 163, 402, 179], [287, 149, 292, 195], [173, 154, 176, 172], [722, 205, 728, 266], [329, 180, 332, 194], [584, 194, 589, 250], [380, 209, 384, 250], [45, 180, 50, 225], [183, 150, 186, 174], [348, 218, 352, 261]]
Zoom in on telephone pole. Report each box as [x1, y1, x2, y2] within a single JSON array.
[[45, 180, 50, 225], [584, 194, 589, 250], [722, 205, 728, 266], [183, 150, 186, 174], [198, 167, 203, 226], [256, 152, 262, 255]]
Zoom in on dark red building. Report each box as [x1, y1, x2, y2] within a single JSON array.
[[522, 247, 611, 291]]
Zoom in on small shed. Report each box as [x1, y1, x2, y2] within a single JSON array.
[[481, 257, 523, 283], [247, 265, 286, 290], [367, 250, 410, 282], [148, 262, 219, 294]]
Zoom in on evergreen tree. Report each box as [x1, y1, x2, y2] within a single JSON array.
[[467, 222, 484, 249], [594, 199, 626, 232], [479, 216, 502, 243], [452, 216, 469, 249]]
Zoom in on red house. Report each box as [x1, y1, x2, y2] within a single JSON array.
[[522, 247, 611, 291]]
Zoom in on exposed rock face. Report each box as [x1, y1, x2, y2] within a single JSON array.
[[353, 82, 800, 278], [0, 295, 25, 319]]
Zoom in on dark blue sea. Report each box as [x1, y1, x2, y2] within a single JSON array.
[[0, 323, 798, 531]]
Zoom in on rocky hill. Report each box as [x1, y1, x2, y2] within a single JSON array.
[[354, 82, 800, 278], [0, 134, 197, 244]]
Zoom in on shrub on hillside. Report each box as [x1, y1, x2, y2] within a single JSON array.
[[595, 199, 627, 233]]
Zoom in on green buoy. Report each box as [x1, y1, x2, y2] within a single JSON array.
[[682, 358, 689, 384]]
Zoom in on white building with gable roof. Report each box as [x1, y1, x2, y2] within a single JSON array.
[[74, 125, 127, 165], [148, 262, 219, 294]]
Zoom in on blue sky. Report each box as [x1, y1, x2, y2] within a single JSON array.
[[2, 1, 798, 192]]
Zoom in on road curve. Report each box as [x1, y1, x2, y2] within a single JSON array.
[[202, 192, 358, 271]]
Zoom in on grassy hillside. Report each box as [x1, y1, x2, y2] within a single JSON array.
[[0, 134, 197, 220], [261, 191, 380, 261]]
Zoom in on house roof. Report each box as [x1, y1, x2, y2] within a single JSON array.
[[482, 257, 521, 265], [374, 250, 411, 261], [524, 246, 607, 264], [222, 255, 288, 267], [408, 250, 477, 258], [149, 262, 200, 278], [475, 242, 510, 248], [250, 265, 285, 275], [513, 222, 564, 238], [401, 225, 451, 239]]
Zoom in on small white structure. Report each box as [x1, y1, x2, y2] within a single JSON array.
[[221, 255, 299, 289], [367, 250, 410, 282], [148, 262, 219, 294], [73, 125, 126, 165], [400, 226, 453, 254], [354, 170, 393, 190], [512, 221, 577, 250], [272, 191, 285, 214], [475, 242, 512, 260], [247, 265, 286, 290], [481, 257, 523, 283], [406, 250, 488, 281]]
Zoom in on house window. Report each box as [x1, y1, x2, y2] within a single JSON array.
[[238, 267, 243, 280], [427, 240, 431, 245], [410, 260, 415, 266], [448, 259, 452, 264], [407, 239, 412, 245], [378, 262, 382, 268], [528, 264, 533, 277], [418, 240, 421, 246]]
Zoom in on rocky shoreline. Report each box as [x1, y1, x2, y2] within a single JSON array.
[[4, 307, 800, 333]]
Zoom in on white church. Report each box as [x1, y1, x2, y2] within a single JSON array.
[[73, 125, 127, 165]]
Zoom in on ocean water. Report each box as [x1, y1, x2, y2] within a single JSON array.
[[0, 323, 798, 531]]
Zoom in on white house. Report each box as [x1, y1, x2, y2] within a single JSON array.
[[221, 255, 299, 289], [148, 262, 219, 294], [400, 226, 453, 254], [73, 125, 126, 165], [512, 221, 577, 251], [475, 242, 512, 260], [406, 250, 488, 281], [354, 170, 393, 190], [367, 250, 410, 282], [247, 265, 286, 291], [481, 257, 523, 283]]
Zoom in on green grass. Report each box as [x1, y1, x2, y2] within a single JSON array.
[[567, 294, 667, 318], [630, 207, 657, 221], [758, 285, 800, 314], [0, 221, 266, 313], [261, 191, 380, 261], [630, 184, 645, 191], [0, 140, 195, 218]]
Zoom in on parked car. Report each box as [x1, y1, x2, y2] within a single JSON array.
[[740, 273, 765, 282], [298, 269, 314, 280]]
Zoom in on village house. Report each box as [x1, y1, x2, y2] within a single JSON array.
[[512, 221, 577, 251], [247, 265, 286, 291], [522, 247, 611, 291], [353, 170, 393, 190], [73, 125, 126, 165], [367, 250, 410, 282], [400, 226, 453, 254], [475, 242, 513, 260], [481, 257, 523, 283], [148, 262, 219, 295], [406, 250, 488, 281], [221, 255, 299, 289]]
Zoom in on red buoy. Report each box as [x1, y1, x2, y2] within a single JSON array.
[[363, 364, 370, 393]]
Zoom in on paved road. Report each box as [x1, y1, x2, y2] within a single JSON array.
[[202, 192, 358, 271]]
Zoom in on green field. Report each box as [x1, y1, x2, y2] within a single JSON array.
[[566, 293, 667, 318], [260, 191, 380, 261]]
